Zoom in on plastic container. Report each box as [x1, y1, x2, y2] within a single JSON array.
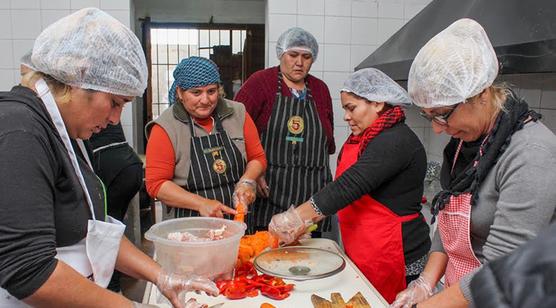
[[145, 217, 246, 280]]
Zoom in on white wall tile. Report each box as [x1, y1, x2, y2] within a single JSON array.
[[10, 0, 40, 9], [350, 44, 376, 69], [13, 69, 22, 85], [352, 0, 378, 18], [332, 99, 345, 126], [268, 14, 297, 41], [378, 2, 403, 19], [539, 109, 556, 133], [404, 3, 426, 21], [540, 90, 556, 109], [41, 0, 71, 9], [105, 9, 130, 27], [323, 71, 349, 100], [428, 130, 450, 159], [70, 0, 100, 10], [268, 0, 297, 14], [351, 17, 377, 45], [324, 0, 350, 16], [297, 14, 324, 43], [377, 18, 404, 45], [267, 41, 280, 67], [298, 0, 324, 15], [0, 2, 9, 9], [11, 10, 41, 39], [0, 69, 14, 91], [311, 47, 324, 71], [0, 11, 12, 39], [309, 70, 323, 80], [100, 0, 129, 10], [121, 102, 133, 126], [12, 40, 34, 69], [0, 40, 14, 69], [324, 16, 350, 44], [323, 44, 350, 72], [41, 10, 70, 29]]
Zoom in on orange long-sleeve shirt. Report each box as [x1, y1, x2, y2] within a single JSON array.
[[145, 113, 267, 198]]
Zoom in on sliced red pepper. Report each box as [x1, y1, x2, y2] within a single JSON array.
[[260, 285, 291, 300]]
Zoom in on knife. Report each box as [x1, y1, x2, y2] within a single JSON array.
[[208, 303, 224, 308]]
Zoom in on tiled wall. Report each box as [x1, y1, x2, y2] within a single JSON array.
[[266, 0, 432, 169], [266, 0, 556, 169], [0, 0, 136, 146]]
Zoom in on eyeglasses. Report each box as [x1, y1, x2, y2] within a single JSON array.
[[419, 103, 461, 126]]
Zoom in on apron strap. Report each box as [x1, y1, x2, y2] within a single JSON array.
[[36, 79, 97, 221]]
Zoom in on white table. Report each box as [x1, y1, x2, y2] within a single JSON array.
[[143, 238, 388, 308]]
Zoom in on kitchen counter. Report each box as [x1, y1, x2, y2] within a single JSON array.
[[143, 238, 388, 308]]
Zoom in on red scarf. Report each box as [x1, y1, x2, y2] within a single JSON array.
[[346, 106, 406, 157]]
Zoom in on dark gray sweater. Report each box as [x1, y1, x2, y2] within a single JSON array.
[[0, 86, 105, 299]]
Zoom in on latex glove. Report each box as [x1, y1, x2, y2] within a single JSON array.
[[184, 298, 208, 308], [390, 273, 434, 308], [199, 199, 236, 218], [269, 206, 312, 245], [132, 302, 158, 308], [156, 270, 219, 308], [233, 179, 257, 206], [256, 176, 270, 198]]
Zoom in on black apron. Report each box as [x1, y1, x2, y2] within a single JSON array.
[[254, 71, 332, 232], [175, 113, 253, 231]]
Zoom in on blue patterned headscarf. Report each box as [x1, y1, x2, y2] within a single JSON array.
[[168, 56, 221, 105]]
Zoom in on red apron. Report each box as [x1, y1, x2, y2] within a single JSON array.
[[336, 140, 418, 303], [437, 139, 482, 286]]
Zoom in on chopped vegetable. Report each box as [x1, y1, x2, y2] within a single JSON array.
[[236, 231, 279, 266], [260, 303, 276, 308], [234, 202, 247, 223], [216, 262, 294, 301]]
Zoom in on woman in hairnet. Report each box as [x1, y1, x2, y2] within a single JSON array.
[[268, 68, 431, 303], [234, 27, 335, 236], [0, 9, 217, 308], [391, 19, 556, 308], [145, 56, 267, 232]]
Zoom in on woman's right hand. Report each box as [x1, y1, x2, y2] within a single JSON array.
[[390, 273, 435, 308], [199, 199, 237, 218], [256, 176, 270, 198]]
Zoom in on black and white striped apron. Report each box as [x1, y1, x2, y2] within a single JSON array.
[[176, 114, 253, 231], [254, 71, 332, 232]]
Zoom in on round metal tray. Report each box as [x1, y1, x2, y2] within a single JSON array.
[[253, 246, 346, 281]]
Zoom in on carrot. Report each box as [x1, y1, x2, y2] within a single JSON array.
[[260, 303, 276, 308], [234, 202, 247, 223]]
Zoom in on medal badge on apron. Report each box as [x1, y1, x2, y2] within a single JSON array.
[[286, 115, 304, 144], [204, 146, 228, 175]]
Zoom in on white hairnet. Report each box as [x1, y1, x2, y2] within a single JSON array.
[[31, 8, 147, 97], [341, 68, 412, 106], [276, 27, 319, 60], [408, 18, 499, 108]]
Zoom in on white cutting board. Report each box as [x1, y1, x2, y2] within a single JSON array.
[[144, 238, 388, 308]]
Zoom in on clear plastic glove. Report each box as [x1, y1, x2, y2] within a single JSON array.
[[233, 179, 257, 206], [132, 302, 159, 308], [269, 206, 312, 245], [156, 270, 219, 308], [183, 298, 208, 308], [199, 199, 236, 218], [390, 273, 434, 308]]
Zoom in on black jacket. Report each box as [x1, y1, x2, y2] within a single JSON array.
[[470, 223, 556, 308]]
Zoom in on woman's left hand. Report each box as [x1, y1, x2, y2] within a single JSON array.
[[156, 270, 219, 308], [233, 179, 257, 206]]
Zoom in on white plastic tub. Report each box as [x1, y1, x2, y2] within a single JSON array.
[[145, 217, 246, 280]]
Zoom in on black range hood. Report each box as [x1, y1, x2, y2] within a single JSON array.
[[355, 0, 556, 81]]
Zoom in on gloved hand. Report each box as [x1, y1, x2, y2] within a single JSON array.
[[269, 206, 312, 245], [233, 179, 257, 206], [256, 176, 270, 198], [156, 270, 219, 308], [390, 273, 435, 308]]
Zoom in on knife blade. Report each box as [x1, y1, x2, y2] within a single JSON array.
[[208, 303, 224, 308]]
